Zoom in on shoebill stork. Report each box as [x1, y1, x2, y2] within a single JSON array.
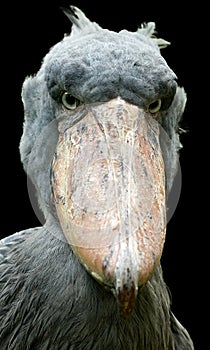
[[0, 6, 194, 349]]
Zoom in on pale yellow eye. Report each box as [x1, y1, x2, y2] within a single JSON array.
[[62, 92, 80, 110], [148, 99, 162, 114]]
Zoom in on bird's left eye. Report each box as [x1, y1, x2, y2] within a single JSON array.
[[61, 92, 80, 110], [148, 99, 162, 114]]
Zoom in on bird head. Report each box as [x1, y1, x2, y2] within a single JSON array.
[[20, 6, 186, 318]]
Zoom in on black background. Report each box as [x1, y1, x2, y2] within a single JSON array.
[[0, 1, 207, 348]]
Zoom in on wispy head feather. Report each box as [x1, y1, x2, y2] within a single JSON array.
[[61, 5, 101, 36], [137, 22, 170, 49]]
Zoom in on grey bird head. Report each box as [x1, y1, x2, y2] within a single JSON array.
[[19, 6, 186, 318]]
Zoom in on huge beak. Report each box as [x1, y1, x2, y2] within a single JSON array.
[[51, 97, 166, 318]]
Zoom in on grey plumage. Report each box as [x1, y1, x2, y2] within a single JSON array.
[[0, 6, 194, 349]]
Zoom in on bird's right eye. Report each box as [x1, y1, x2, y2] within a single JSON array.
[[61, 92, 80, 110], [148, 99, 162, 114]]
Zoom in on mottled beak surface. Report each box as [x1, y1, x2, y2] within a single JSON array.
[[52, 98, 166, 318]]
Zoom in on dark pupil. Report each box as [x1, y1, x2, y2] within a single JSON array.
[[65, 94, 75, 105], [150, 100, 158, 109]]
